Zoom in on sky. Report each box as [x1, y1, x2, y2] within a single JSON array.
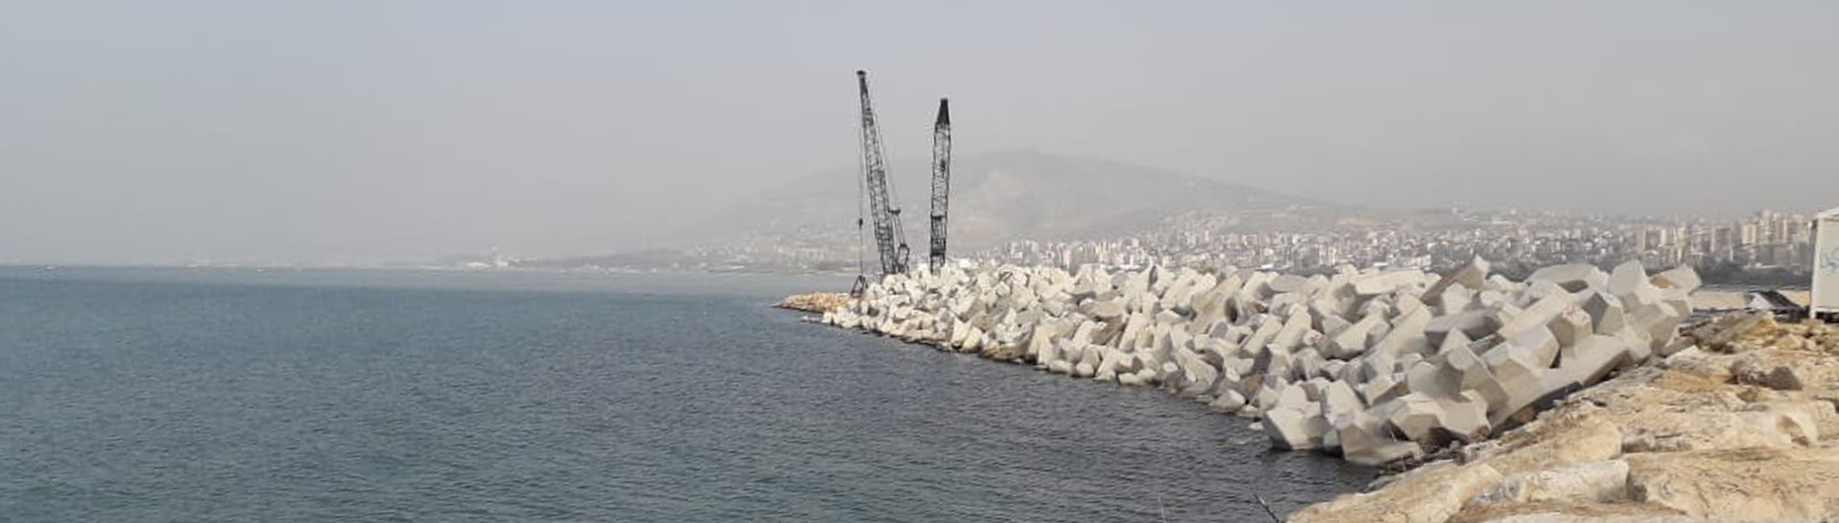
[[4, 1, 1837, 265]]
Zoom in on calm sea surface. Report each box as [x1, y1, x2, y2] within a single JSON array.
[[0, 267, 1371, 522]]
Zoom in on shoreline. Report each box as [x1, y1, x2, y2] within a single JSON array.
[[787, 260, 1839, 521]]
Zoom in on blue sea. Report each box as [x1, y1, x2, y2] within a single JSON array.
[[0, 267, 1371, 522]]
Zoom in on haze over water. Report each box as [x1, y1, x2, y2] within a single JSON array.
[[0, 268, 1370, 522]]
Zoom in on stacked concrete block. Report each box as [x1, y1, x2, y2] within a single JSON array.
[[820, 256, 1697, 467]]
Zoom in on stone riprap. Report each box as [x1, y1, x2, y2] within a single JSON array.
[[777, 292, 852, 313], [819, 258, 1698, 466]]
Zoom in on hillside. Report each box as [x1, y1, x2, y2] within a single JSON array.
[[528, 150, 1333, 271], [702, 150, 1306, 249]]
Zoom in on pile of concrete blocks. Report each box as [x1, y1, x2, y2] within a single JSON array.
[[820, 257, 1698, 466]]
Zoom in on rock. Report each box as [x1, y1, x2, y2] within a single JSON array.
[[1626, 447, 1839, 522], [1467, 460, 1630, 507], [1287, 461, 1504, 523], [1763, 365, 1805, 391], [1621, 403, 1823, 453], [1479, 414, 1625, 479], [1210, 389, 1247, 411]]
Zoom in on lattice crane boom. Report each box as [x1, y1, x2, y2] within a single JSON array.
[[928, 98, 952, 272], [856, 70, 909, 276]]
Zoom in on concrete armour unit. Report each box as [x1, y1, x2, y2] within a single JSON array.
[[1528, 263, 1609, 293], [1264, 407, 1332, 450], [1426, 310, 1501, 348], [819, 257, 1696, 468]]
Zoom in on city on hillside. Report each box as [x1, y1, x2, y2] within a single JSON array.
[[520, 206, 1827, 286]]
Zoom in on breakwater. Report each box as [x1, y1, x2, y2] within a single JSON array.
[[815, 259, 1698, 466]]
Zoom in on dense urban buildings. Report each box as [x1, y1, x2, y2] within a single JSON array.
[[534, 207, 1823, 284], [969, 208, 1821, 281]]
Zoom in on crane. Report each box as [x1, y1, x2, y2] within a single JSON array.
[[928, 98, 952, 273], [855, 70, 909, 281]]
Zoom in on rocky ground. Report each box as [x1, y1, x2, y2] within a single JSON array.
[[1292, 313, 1839, 523]]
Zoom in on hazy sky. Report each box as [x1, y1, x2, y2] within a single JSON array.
[[5, 1, 1837, 264]]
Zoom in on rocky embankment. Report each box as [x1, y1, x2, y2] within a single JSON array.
[[1290, 313, 1839, 522], [818, 259, 1699, 467], [777, 292, 851, 313]]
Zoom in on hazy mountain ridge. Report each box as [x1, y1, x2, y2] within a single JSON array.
[[696, 150, 1309, 250]]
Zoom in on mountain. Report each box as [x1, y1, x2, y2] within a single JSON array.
[[526, 150, 1325, 271], [702, 150, 1307, 249]]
